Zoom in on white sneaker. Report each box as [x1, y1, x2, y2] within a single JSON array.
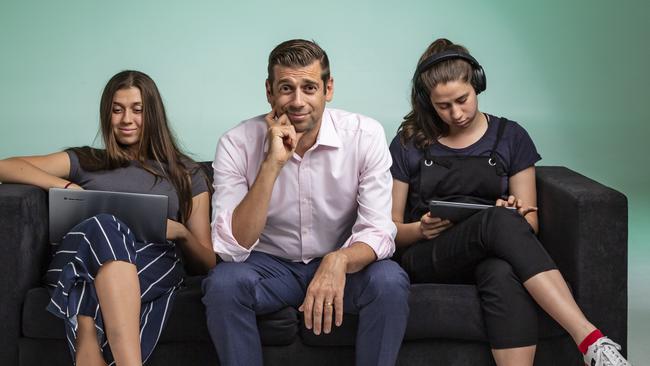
[[583, 337, 631, 366]]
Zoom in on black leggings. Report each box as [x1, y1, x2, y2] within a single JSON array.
[[401, 207, 557, 349]]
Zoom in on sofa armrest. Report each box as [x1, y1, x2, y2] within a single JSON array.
[[0, 184, 50, 365], [536, 166, 627, 349]]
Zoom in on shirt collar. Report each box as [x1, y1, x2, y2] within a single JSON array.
[[314, 109, 342, 149]]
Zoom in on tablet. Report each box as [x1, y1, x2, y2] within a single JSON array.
[[428, 200, 514, 222], [49, 188, 168, 243]]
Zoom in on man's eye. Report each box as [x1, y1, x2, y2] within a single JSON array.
[[457, 98, 467, 104], [304, 85, 317, 94], [280, 85, 292, 93]]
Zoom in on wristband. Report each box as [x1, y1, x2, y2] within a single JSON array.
[[64, 182, 73, 189]]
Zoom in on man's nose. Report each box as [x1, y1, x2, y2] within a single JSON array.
[[290, 91, 306, 107]]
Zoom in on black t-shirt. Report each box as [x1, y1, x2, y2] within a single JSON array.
[[389, 114, 541, 211], [67, 150, 209, 221]]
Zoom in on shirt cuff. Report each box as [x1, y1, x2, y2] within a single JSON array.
[[341, 227, 396, 261], [211, 209, 259, 262]]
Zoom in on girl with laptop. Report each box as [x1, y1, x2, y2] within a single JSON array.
[[0, 70, 215, 365], [389, 38, 629, 366]]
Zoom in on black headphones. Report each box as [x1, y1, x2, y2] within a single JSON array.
[[412, 50, 486, 111]]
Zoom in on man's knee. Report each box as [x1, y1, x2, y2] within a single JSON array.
[[202, 263, 258, 308], [361, 260, 410, 304]]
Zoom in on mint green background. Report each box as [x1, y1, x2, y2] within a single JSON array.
[[1, 0, 648, 360]]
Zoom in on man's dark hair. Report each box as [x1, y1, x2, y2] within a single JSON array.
[[267, 39, 330, 93]]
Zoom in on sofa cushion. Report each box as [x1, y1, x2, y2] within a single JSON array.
[[23, 280, 566, 347], [22, 277, 299, 346], [299, 283, 567, 346]]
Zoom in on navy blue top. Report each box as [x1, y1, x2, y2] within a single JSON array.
[[389, 114, 541, 199]]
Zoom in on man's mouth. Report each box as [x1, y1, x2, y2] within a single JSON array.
[[288, 113, 309, 122]]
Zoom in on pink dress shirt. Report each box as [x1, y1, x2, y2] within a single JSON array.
[[211, 108, 396, 263]]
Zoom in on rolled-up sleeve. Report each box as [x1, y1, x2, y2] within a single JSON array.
[[211, 133, 259, 262], [341, 124, 397, 260]]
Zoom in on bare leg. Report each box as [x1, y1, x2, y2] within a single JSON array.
[[492, 345, 536, 366], [95, 261, 142, 366], [524, 269, 596, 344], [75, 315, 108, 366]]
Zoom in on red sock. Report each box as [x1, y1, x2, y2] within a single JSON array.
[[579, 329, 604, 354]]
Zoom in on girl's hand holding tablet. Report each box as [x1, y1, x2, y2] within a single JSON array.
[[419, 212, 453, 240], [495, 195, 538, 217]]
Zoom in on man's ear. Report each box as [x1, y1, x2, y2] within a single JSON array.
[[325, 77, 334, 102], [265, 79, 273, 104]]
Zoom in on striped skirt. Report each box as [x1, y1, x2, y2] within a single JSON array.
[[44, 213, 184, 365]]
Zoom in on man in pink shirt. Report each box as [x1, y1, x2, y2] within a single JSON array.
[[202, 39, 409, 366]]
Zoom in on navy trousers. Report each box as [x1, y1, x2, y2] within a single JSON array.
[[202, 251, 410, 366]]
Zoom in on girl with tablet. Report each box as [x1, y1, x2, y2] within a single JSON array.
[[389, 38, 629, 366], [0, 70, 216, 365]]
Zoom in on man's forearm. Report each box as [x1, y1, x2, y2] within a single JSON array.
[[231, 161, 281, 248], [333, 242, 377, 274]]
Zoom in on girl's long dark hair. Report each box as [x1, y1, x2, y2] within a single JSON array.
[[71, 70, 208, 224]]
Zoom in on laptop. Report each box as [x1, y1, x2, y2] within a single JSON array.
[[49, 188, 168, 243]]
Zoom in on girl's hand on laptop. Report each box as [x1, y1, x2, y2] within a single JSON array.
[[166, 219, 188, 241], [66, 183, 83, 190]]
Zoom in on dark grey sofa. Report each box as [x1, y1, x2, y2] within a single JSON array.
[[0, 165, 627, 365]]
